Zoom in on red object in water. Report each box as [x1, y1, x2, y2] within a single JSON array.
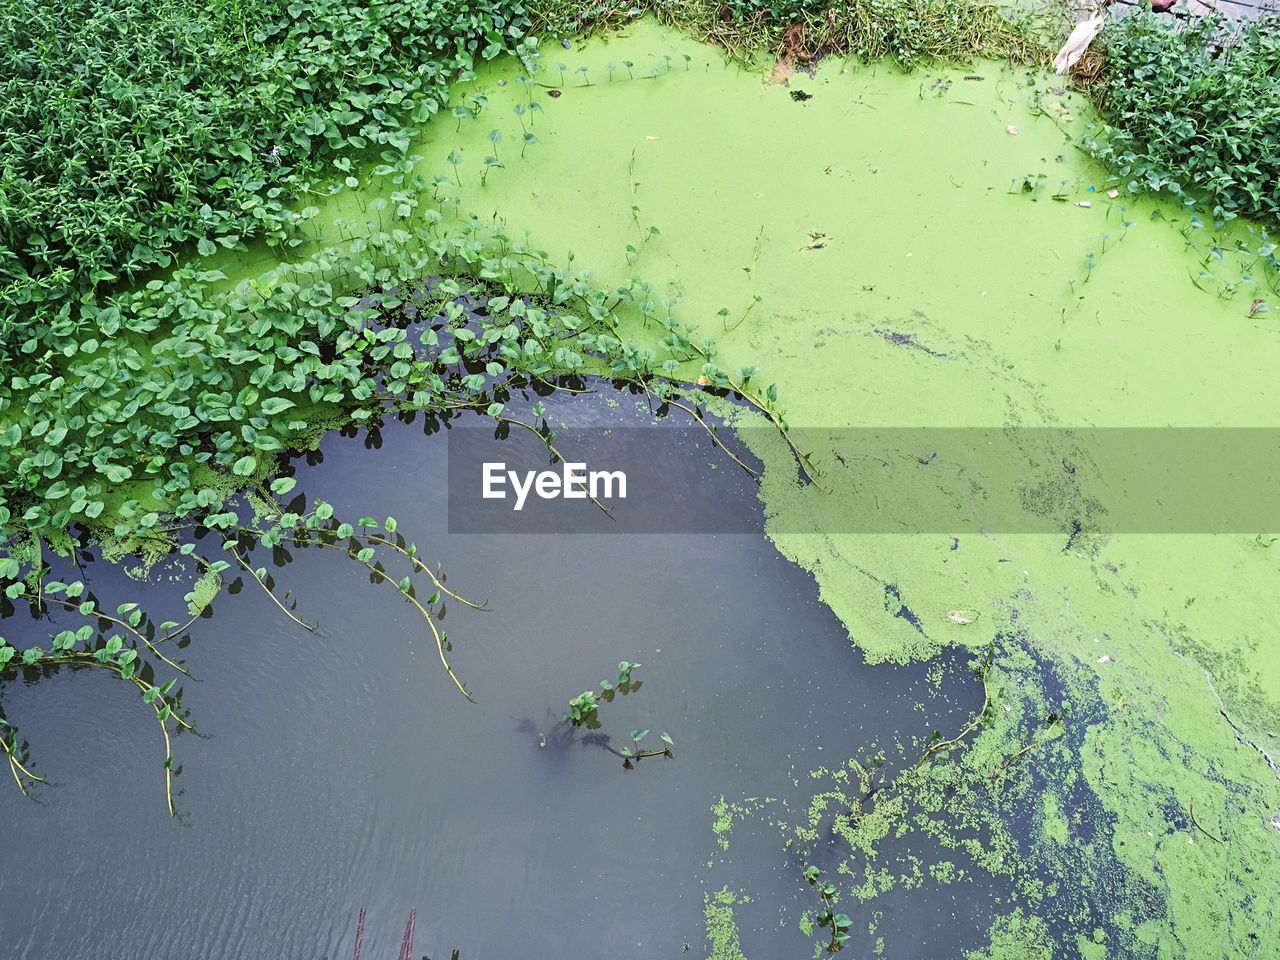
[[397, 909, 416, 960], [353, 908, 366, 960], [352, 907, 417, 960]]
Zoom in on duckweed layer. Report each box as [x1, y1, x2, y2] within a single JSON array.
[[385, 20, 1280, 959], [705, 888, 748, 960]]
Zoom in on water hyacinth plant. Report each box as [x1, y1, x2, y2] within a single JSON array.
[[619, 728, 674, 767], [558, 661, 675, 767], [0, 494, 485, 812], [803, 866, 853, 953], [564, 660, 641, 726]]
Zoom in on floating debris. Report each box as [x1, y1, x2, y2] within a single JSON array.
[[1054, 12, 1106, 76], [352, 909, 421, 960], [353, 908, 365, 960], [874, 328, 950, 359], [397, 909, 416, 960]]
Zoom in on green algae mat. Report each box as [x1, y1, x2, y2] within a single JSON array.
[[389, 22, 1279, 959]]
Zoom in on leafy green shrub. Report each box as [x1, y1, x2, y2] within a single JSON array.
[[0, 0, 536, 544], [530, 0, 1049, 70], [0, 215, 731, 542], [1090, 13, 1280, 228], [0, 0, 528, 340], [0, 1, 781, 555]]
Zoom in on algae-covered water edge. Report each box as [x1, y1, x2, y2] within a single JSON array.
[[3, 7, 1279, 960]]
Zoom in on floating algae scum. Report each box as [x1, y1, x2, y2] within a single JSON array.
[[3, 15, 1280, 960], [387, 21, 1280, 957]]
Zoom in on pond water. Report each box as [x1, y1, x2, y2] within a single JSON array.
[[0, 388, 997, 960]]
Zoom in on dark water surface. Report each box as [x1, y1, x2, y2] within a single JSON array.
[[0, 390, 992, 960]]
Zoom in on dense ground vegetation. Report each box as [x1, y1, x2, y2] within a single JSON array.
[[1, 0, 525, 313], [1, 0, 789, 563], [1091, 12, 1280, 229], [530, 0, 1049, 68], [0, 0, 527, 544]]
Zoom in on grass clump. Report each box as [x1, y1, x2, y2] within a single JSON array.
[[1089, 12, 1280, 230], [531, 0, 1051, 70], [719, 0, 1048, 68]]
